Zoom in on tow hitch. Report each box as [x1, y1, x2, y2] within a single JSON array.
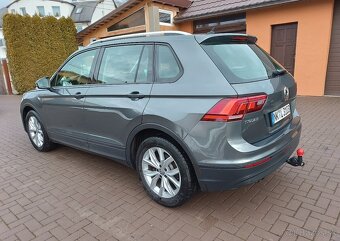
[[287, 148, 305, 167]]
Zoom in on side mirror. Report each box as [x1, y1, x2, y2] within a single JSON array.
[[36, 77, 51, 90]]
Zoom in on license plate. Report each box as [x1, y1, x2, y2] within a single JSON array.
[[270, 104, 291, 125]]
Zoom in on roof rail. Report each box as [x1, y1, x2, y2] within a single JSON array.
[[89, 31, 192, 45]]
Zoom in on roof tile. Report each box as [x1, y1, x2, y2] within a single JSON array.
[[176, 0, 300, 21]]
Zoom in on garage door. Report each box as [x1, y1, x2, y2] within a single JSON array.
[[271, 23, 298, 76], [325, 1, 340, 96]]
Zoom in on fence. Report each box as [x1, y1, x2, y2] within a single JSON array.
[[0, 59, 12, 95]]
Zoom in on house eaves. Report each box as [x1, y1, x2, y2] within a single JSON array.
[[77, 0, 191, 41], [153, 0, 191, 8]]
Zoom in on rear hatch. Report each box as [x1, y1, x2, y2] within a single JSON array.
[[197, 34, 297, 144]]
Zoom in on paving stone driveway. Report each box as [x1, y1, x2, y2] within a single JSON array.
[[0, 95, 340, 241]]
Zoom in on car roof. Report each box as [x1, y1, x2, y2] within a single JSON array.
[[84, 31, 253, 49]]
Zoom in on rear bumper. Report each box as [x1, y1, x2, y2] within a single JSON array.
[[184, 113, 302, 192], [196, 129, 300, 191]]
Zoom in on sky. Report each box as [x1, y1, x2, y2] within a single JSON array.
[[0, 0, 12, 9]]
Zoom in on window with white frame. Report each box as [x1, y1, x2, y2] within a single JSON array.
[[159, 10, 173, 25], [20, 7, 27, 15], [37, 6, 45, 16], [52, 6, 61, 17], [76, 24, 83, 32]]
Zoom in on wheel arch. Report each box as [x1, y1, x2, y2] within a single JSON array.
[[126, 124, 200, 186], [21, 104, 37, 132]]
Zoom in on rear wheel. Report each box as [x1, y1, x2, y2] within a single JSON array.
[[25, 110, 55, 152], [136, 137, 195, 207]]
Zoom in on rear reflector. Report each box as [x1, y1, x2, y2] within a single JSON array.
[[244, 157, 271, 168], [201, 95, 267, 122]]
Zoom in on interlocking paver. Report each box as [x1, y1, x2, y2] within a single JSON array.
[[16, 228, 35, 241], [0, 95, 340, 240]]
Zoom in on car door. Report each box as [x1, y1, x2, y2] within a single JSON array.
[[83, 44, 154, 163], [41, 49, 99, 149]]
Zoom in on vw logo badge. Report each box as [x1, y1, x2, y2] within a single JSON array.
[[283, 87, 289, 101]]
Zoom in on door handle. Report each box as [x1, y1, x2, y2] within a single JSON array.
[[74, 92, 84, 100], [127, 91, 145, 100]]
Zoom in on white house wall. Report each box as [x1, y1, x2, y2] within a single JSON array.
[[8, 0, 74, 18], [0, 29, 6, 59], [91, 0, 116, 23]]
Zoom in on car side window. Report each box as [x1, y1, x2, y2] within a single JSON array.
[[53, 50, 97, 87], [97, 45, 153, 85], [136, 45, 153, 83], [156, 45, 181, 83]]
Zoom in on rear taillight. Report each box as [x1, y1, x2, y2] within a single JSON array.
[[231, 36, 248, 42], [201, 95, 267, 122]]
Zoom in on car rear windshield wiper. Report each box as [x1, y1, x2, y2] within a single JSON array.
[[271, 69, 287, 78]]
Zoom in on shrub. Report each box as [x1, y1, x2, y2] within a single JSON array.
[[3, 14, 78, 94]]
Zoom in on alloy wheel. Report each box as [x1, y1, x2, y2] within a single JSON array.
[[28, 116, 44, 148], [142, 147, 181, 198]]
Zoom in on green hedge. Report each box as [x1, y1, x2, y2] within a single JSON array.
[[3, 14, 78, 94]]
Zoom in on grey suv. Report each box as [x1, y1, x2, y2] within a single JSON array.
[[20, 31, 302, 207]]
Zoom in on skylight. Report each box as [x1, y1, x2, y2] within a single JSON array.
[[76, 7, 83, 14]]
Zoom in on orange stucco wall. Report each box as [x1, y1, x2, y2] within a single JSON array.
[[247, 0, 334, 96]]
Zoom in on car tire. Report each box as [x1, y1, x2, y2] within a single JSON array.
[[136, 137, 195, 207], [25, 110, 55, 152]]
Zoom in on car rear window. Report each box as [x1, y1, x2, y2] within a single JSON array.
[[201, 42, 285, 83], [156, 45, 182, 83]]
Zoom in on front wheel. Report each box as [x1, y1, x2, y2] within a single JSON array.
[[25, 110, 55, 152], [136, 137, 195, 207]]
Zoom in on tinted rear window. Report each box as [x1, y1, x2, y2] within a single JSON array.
[[201, 43, 285, 83], [156, 45, 182, 83]]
